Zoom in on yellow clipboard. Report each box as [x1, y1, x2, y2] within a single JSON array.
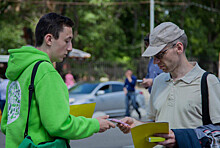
[[69, 103, 96, 118], [131, 122, 169, 148]]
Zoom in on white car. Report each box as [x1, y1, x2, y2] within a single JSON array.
[[69, 81, 146, 117]]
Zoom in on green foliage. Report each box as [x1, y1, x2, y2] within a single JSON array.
[[0, 0, 220, 66], [0, 22, 25, 53], [73, 2, 127, 61]]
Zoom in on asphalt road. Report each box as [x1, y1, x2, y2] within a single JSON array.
[[70, 127, 134, 148], [0, 125, 134, 148]]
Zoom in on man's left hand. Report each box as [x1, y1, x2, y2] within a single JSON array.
[[154, 130, 177, 148]]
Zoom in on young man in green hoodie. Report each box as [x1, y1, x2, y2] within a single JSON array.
[[1, 13, 115, 148]]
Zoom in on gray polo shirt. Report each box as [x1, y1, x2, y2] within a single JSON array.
[[146, 62, 220, 129]]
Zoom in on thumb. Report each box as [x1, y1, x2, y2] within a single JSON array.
[[100, 115, 109, 119]]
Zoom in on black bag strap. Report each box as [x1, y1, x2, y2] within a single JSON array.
[[201, 71, 213, 125], [24, 61, 44, 138]]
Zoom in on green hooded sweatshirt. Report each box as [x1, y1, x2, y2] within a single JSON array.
[[1, 46, 100, 148]]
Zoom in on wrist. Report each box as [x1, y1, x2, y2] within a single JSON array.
[[133, 118, 144, 126]]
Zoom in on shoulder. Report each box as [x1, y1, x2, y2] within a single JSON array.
[[207, 73, 220, 86], [152, 73, 169, 88], [154, 73, 169, 81], [37, 61, 56, 72], [132, 75, 137, 79], [34, 61, 58, 81]]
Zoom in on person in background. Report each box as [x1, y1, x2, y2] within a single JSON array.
[[65, 70, 75, 88], [1, 12, 115, 148], [117, 22, 220, 147], [0, 78, 9, 114], [141, 34, 163, 93], [123, 69, 141, 119]]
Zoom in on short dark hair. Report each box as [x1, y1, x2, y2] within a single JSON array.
[[35, 12, 74, 47]]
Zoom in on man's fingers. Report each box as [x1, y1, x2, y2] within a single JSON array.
[[156, 139, 176, 147], [120, 117, 133, 124], [103, 115, 110, 119], [154, 131, 175, 139], [154, 131, 176, 147], [97, 115, 109, 120], [154, 133, 169, 139], [108, 121, 116, 128], [117, 123, 131, 134]]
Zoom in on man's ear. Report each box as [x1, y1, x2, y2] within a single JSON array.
[[44, 34, 53, 46], [176, 42, 184, 54]]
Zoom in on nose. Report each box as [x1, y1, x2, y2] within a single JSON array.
[[67, 42, 72, 51], [153, 57, 160, 64]]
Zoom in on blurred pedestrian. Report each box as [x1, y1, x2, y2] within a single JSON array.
[[65, 70, 75, 88], [141, 34, 163, 93], [1, 12, 115, 148], [117, 22, 220, 147], [123, 69, 141, 119], [0, 78, 9, 114]]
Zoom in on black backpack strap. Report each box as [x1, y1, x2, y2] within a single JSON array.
[[24, 61, 44, 138], [201, 71, 212, 125]]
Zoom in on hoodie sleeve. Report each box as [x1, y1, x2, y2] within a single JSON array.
[[35, 67, 100, 140]]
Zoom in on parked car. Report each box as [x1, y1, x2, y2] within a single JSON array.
[[68, 81, 146, 117]]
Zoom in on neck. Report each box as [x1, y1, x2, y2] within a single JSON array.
[[36, 45, 52, 62], [170, 56, 194, 81]]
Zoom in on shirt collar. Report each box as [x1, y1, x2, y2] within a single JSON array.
[[165, 73, 171, 82], [180, 62, 201, 83]]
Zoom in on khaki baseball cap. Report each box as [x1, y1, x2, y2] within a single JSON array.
[[142, 22, 185, 57]]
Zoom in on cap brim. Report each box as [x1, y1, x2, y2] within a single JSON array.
[[142, 44, 167, 57]]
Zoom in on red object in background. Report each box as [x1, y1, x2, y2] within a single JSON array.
[[139, 91, 143, 95]]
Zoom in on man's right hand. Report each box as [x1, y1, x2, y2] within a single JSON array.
[[96, 115, 115, 133], [117, 117, 139, 134], [117, 117, 145, 134]]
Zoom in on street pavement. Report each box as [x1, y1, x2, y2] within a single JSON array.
[[70, 127, 134, 148]]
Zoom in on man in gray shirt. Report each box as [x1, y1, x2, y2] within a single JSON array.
[[117, 22, 220, 147]]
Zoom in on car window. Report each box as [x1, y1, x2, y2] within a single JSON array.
[[99, 85, 111, 94], [112, 84, 123, 92], [69, 83, 99, 94]]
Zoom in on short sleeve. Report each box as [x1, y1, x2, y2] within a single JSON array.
[[207, 74, 220, 124]]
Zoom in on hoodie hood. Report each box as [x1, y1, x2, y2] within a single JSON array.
[[6, 46, 52, 81]]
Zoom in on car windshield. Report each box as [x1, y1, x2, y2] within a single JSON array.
[[69, 83, 99, 94]]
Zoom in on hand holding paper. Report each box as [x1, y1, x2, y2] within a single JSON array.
[[131, 122, 169, 148], [153, 130, 177, 147], [117, 117, 142, 134]]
